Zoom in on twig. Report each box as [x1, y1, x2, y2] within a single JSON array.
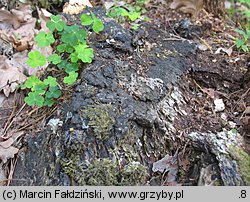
[[2, 103, 26, 136], [197, 36, 213, 53]]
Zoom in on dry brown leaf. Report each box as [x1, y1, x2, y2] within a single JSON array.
[[244, 106, 250, 115], [37, 8, 52, 33], [215, 47, 233, 56], [241, 116, 249, 125], [63, 0, 93, 15], [152, 155, 173, 173], [0, 138, 14, 148], [0, 93, 15, 110], [0, 3, 54, 98], [0, 131, 24, 163], [0, 4, 32, 30], [0, 56, 27, 97], [0, 146, 19, 163], [170, 0, 203, 18]]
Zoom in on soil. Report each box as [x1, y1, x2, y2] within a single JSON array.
[[1, 0, 250, 186]]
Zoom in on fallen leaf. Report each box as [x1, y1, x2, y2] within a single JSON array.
[[215, 47, 233, 56], [244, 106, 250, 115], [170, 0, 203, 18], [0, 131, 24, 163], [0, 4, 32, 29], [0, 55, 27, 97], [0, 3, 53, 98], [37, 7, 52, 33], [0, 138, 14, 148], [0, 146, 19, 163], [152, 155, 173, 173], [63, 0, 93, 15], [104, 1, 115, 10], [241, 116, 249, 125]]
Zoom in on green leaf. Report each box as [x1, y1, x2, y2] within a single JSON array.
[[57, 44, 74, 53], [236, 39, 245, 48], [63, 71, 78, 85], [92, 18, 105, 33], [24, 92, 44, 106], [26, 51, 46, 68], [46, 86, 61, 99], [46, 15, 66, 31], [48, 54, 61, 64], [127, 12, 141, 21], [61, 25, 86, 46], [70, 52, 79, 63], [242, 44, 249, 52], [90, 12, 104, 33], [65, 63, 79, 73], [35, 32, 55, 47], [32, 83, 47, 94], [240, 0, 250, 7], [231, 128, 237, 135], [80, 13, 93, 26], [235, 29, 245, 35], [121, 9, 130, 17], [74, 43, 94, 63], [107, 7, 127, 18], [43, 76, 58, 87], [243, 10, 250, 18], [235, 29, 248, 39], [77, 48, 94, 63], [57, 60, 68, 70], [131, 24, 140, 30], [44, 98, 55, 107], [23, 76, 43, 89]]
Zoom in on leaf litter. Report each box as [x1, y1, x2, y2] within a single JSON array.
[[0, 3, 54, 174]]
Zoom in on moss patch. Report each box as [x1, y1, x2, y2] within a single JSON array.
[[83, 159, 118, 186], [229, 146, 250, 185], [120, 161, 149, 185], [82, 105, 115, 140]]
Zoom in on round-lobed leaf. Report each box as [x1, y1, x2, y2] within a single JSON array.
[[81, 13, 93, 26], [46, 15, 65, 31], [24, 92, 44, 106], [92, 18, 104, 33], [43, 76, 58, 87], [26, 51, 46, 68], [35, 32, 55, 47], [63, 71, 78, 85], [48, 54, 62, 65]]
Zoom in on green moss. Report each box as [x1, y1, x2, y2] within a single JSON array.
[[120, 161, 149, 185], [116, 125, 138, 160], [61, 149, 86, 185], [61, 154, 118, 185], [229, 146, 250, 185], [83, 159, 118, 186], [82, 105, 115, 140]]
